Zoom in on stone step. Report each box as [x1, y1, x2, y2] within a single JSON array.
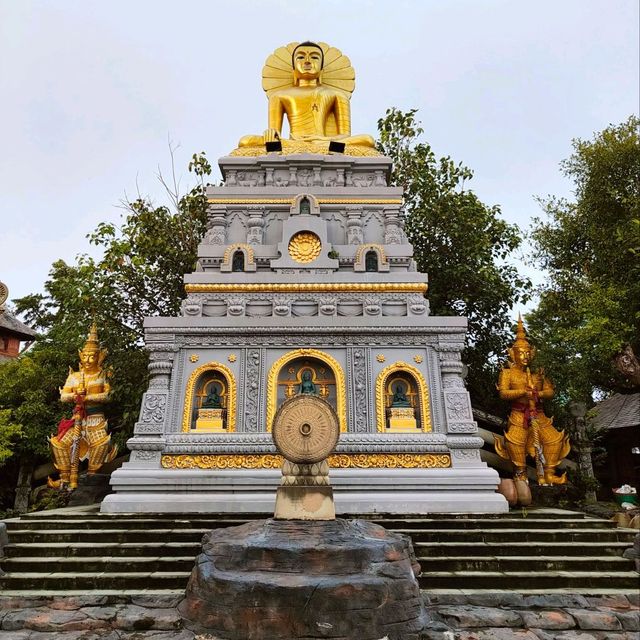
[[395, 527, 637, 543], [2, 555, 197, 573], [414, 540, 634, 557], [415, 555, 633, 572], [0, 571, 191, 590], [418, 570, 640, 590], [3, 541, 202, 558], [3, 515, 605, 531]]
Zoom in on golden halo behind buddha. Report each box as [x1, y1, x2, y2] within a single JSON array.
[[262, 42, 356, 98]]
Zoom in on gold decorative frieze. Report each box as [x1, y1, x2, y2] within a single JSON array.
[[161, 453, 451, 470], [185, 283, 428, 294]]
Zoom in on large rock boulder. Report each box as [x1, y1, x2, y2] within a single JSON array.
[[179, 518, 427, 640]]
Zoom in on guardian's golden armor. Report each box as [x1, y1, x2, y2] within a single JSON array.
[[234, 41, 378, 157], [48, 323, 117, 489], [494, 317, 570, 485]]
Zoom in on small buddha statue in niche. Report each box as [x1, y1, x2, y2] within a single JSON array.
[[299, 370, 317, 395], [202, 384, 222, 409], [234, 41, 378, 156], [390, 383, 412, 408]]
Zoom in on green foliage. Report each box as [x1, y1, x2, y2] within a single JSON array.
[[377, 108, 531, 409], [0, 409, 22, 464], [0, 152, 211, 477], [528, 117, 640, 400]]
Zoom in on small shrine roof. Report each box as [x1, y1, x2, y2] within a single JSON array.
[[0, 309, 38, 341], [592, 392, 640, 430]]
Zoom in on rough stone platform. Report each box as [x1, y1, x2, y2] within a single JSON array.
[[178, 518, 427, 640]]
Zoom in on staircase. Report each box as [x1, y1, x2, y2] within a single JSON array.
[[1, 507, 637, 594]]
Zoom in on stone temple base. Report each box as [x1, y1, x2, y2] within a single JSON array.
[[101, 467, 508, 514], [178, 518, 427, 640]]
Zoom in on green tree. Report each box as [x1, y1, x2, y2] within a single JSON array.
[[377, 108, 531, 409], [527, 116, 640, 402], [0, 152, 211, 504]]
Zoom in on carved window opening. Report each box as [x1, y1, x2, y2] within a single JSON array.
[[375, 362, 431, 433], [365, 250, 379, 272], [182, 362, 237, 432], [299, 196, 311, 215], [267, 349, 347, 433], [231, 250, 245, 272]]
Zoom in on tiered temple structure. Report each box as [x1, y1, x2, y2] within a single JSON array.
[[102, 41, 506, 513]]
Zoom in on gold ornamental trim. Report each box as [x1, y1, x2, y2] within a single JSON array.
[[185, 283, 428, 294], [376, 361, 432, 433], [161, 453, 451, 470], [207, 198, 403, 205], [182, 362, 237, 432], [221, 243, 255, 267], [267, 348, 347, 433]]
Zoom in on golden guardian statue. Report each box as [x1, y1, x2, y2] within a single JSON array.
[[494, 316, 571, 486], [233, 41, 379, 156], [48, 323, 118, 489]]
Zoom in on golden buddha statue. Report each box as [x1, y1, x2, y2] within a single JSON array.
[[494, 316, 570, 486], [233, 41, 379, 157], [48, 323, 117, 489]]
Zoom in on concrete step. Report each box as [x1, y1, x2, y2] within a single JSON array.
[[416, 555, 633, 572], [3, 516, 605, 531], [418, 570, 640, 590], [0, 571, 191, 590], [414, 540, 634, 557], [3, 541, 202, 558], [395, 527, 637, 543], [2, 555, 197, 573]]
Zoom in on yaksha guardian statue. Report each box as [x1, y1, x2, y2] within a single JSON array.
[[48, 323, 118, 489], [234, 41, 379, 156], [494, 316, 570, 486]]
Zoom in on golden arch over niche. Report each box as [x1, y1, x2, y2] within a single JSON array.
[[267, 349, 347, 432], [221, 243, 256, 272], [376, 361, 432, 432], [182, 362, 237, 432]]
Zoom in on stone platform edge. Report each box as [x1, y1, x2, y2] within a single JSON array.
[[0, 591, 638, 639]]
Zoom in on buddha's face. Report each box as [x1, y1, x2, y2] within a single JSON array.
[[293, 46, 323, 80], [79, 349, 99, 372], [513, 347, 531, 367]]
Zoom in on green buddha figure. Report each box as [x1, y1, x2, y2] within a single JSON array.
[[391, 383, 411, 408], [299, 370, 317, 395], [202, 384, 222, 409]]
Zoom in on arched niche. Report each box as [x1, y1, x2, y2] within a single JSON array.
[[182, 362, 237, 432], [290, 193, 320, 216], [375, 361, 431, 432], [267, 349, 347, 432], [220, 243, 257, 272], [354, 243, 389, 272]]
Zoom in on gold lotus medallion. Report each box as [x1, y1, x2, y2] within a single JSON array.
[[288, 231, 322, 264]]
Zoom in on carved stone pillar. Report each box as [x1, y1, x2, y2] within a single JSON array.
[[247, 213, 264, 245], [346, 208, 364, 245], [383, 209, 403, 244]]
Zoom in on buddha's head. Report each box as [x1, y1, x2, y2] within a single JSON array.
[[292, 41, 324, 82], [78, 322, 106, 373], [508, 315, 536, 368]]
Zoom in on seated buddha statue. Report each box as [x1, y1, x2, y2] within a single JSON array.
[[202, 384, 222, 409], [234, 41, 378, 156], [298, 370, 317, 395], [391, 383, 412, 408]]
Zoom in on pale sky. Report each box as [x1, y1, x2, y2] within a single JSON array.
[[1, 0, 638, 309]]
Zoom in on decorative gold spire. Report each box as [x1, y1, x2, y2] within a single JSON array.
[[511, 314, 531, 351], [82, 322, 101, 354]]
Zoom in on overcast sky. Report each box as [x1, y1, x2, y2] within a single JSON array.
[[1, 0, 638, 310]]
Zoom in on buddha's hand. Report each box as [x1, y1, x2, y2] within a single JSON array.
[[263, 129, 280, 143]]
